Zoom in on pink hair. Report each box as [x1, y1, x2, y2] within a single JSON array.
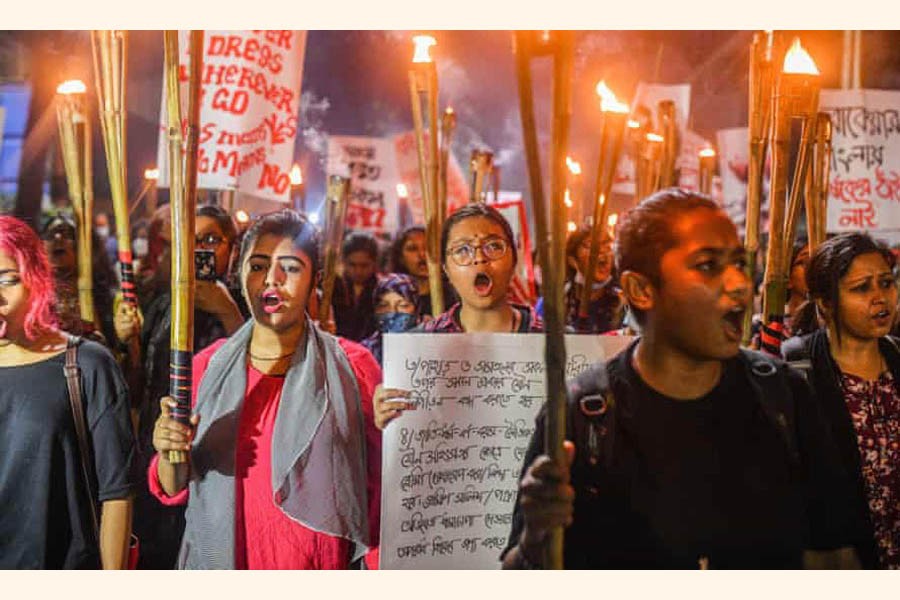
[[0, 215, 58, 339]]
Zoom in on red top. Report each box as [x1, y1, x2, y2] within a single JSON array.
[[149, 337, 382, 569]]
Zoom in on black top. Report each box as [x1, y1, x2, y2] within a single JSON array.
[[0, 341, 136, 569], [505, 342, 854, 569], [332, 274, 378, 342]]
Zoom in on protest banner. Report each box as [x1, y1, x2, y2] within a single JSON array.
[[379, 333, 635, 569], [394, 129, 469, 225], [487, 194, 536, 305], [326, 135, 401, 236], [819, 89, 900, 233], [156, 30, 306, 204]]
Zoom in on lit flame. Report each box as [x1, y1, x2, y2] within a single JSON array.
[[57, 79, 86, 95], [541, 31, 551, 43], [646, 133, 664, 143], [566, 156, 581, 176], [290, 164, 303, 186], [595, 81, 629, 113], [627, 119, 641, 129], [412, 35, 436, 63], [397, 183, 409, 198], [144, 168, 159, 181], [235, 210, 250, 224], [567, 221, 577, 233], [308, 212, 320, 225], [564, 189, 573, 208], [783, 38, 819, 75], [698, 148, 716, 158], [608, 213, 618, 228]]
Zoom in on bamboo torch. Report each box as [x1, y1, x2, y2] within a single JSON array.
[[56, 79, 96, 327], [163, 30, 204, 464], [91, 30, 136, 307], [657, 100, 678, 187], [578, 81, 628, 319], [639, 133, 664, 198], [318, 175, 351, 329], [807, 112, 832, 252], [761, 38, 820, 346], [408, 35, 445, 316], [439, 106, 456, 219], [469, 149, 494, 204], [698, 147, 716, 196], [513, 29, 574, 571]]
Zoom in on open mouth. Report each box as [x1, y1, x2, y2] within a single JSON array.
[[261, 291, 284, 314], [473, 272, 493, 297], [722, 305, 745, 341], [873, 308, 892, 324]]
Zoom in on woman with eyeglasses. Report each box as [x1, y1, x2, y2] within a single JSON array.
[[373, 203, 542, 429], [783, 233, 900, 568]]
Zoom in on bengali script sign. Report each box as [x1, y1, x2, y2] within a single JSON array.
[[157, 30, 306, 203], [820, 89, 900, 232], [379, 333, 634, 569], [326, 135, 400, 235]]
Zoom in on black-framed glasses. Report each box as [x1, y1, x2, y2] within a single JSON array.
[[447, 238, 509, 266], [195, 233, 225, 249]]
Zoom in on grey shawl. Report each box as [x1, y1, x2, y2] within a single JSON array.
[[177, 318, 371, 569]]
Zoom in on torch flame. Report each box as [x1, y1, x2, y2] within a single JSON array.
[[567, 221, 577, 233], [646, 133, 664, 143], [627, 119, 641, 129], [596, 81, 629, 113], [698, 148, 717, 158], [57, 79, 86, 95], [144, 168, 159, 181], [783, 38, 819, 75], [566, 156, 582, 176], [412, 35, 437, 63], [290, 164, 303, 186], [397, 183, 409, 198], [608, 213, 618, 228], [235, 210, 250, 224]]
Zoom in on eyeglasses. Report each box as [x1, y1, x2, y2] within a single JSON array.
[[447, 238, 509, 266], [195, 233, 225, 249]]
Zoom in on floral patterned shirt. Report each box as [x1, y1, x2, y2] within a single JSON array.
[[839, 370, 900, 568]]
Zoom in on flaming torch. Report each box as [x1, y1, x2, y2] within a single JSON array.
[[439, 106, 457, 220], [91, 30, 136, 307], [698, 147, 717, 196], [470, 149, 494, 204], [657, 100, 678, 187], [807, 112, 833, 252], [318, 175, 351, 330], [637, 133, 664, 200], [513, 29, 574, 570], [56, 79, 96, 328], [761, 37, 820, 354], [578, 81, 628, 318], [408, 34, 445, 315]]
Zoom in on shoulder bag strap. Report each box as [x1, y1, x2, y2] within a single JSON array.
[[64, 335, 100, 540]]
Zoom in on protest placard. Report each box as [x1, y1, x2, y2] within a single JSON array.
[[326, 135, 400, 236], [379, 333, 635, 569], [156, 30, 306, 204], [394, 130, 469, 225], [819, 89, 900, 233]]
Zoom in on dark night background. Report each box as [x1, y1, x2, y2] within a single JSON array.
[[3, 30, 900, 220]]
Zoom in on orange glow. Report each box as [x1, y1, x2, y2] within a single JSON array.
[[541, 31, 551, 43], [698, 148, 716, 158], [290, 164, 303, 186], [566, 156, 582, 176], [783, 38, 819, 75], [567, 221, 577, 233], [412, 35, 436, 63], [57, 79, 86, 95], [235, 210, 250, 224], [646, 133, 664, 143], [608, 213, 618, 228], [564, 189, 573, 208], [595, 81, 629, 113], [397, 183, 409, 198], [627, 119, 641, 129], [144, 168, 159, 181]]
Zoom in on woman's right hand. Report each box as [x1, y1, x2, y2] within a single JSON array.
[[373, 384, 414, 430], [152, 396, 200, 458]]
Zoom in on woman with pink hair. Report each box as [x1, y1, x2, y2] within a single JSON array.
[[0, 215, 136, 569]]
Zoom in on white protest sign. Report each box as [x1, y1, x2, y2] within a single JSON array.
[[379, 333, 635, 569], [157, 30, 306, 203], [394, 130, 469, 225], [326, 135, 400, 235], [819, 89, 900, 232]]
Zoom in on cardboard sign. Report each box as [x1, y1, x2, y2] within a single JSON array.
[[820, 89, 900, 232], [394, 130, 469, 227], [379, 333, 635, 569], [326, 135, 401, 235], [157, 30, 306, 203]]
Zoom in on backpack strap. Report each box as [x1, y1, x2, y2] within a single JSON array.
[[568, 362, 617, 469], [63, 335, 100, 541], [739, 349, 801, 468]]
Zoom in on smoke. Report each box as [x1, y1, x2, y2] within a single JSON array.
[[298, 90, 331, 166]]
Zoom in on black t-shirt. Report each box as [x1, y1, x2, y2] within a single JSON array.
[[505, 343, 852, 568], [0, 341, 136, 569]]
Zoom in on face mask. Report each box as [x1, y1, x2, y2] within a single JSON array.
[[133, 237, 149, 258], [96, 226, 110, 238], [375, 312, 417, 333]]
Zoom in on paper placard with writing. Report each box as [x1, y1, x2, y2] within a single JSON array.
[[326, 135, 401, 236], [157, 30, 306, 203], [820, 89, 900, 233], [379, 333, 634, 569]]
